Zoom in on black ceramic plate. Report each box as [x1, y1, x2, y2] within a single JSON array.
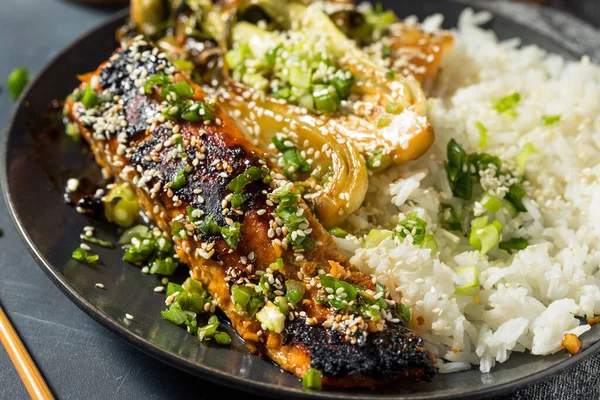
[[3, 1, 600, 399]]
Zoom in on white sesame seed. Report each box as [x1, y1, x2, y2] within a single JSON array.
[[95, 283, 105, 289]]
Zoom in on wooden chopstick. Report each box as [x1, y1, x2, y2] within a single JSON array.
[[0, 304, 54, 400]]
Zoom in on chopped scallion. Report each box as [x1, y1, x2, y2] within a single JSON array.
[[302, 368, 322, 391], [285, 280, 305, 305], [312, 85, 340, 113], [396, 303, 411, 324], [475, 121, 488, 149], [7, 67, 29, 99], [149, 256, 179, 275], [227, 166, 266, 193], [166, 282, 184, 296], [329, 227, 348, 238], [385, 102, 403, 114], [377, 114, 391, 129], [499, 237, 529, 252], [480, 193, 503, 214], [454, 265, 480, 296], [72, 248, 98, 263], [214, 331, 232, 345], [80, 234, 114, 248], [366, 150, 383, 170], [493, 93, 521, 116], [541, 114, 561, 125], [255, 301, 286, 333], [516, 142, 537, 174], [81, 83, 98, 109]]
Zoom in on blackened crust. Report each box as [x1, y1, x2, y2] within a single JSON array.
[[284, 317, 435, 382]]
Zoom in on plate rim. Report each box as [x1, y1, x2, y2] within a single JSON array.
[[2, 3, 599, 400]]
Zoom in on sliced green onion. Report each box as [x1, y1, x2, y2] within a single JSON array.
[[505, 184, 527, 212], [65, 123, 80, 140], [312, 85, 340, 113], [377, 114, 391, 129], [227, 166, 266, 193], [144, 73, 170, 94], [330, 69, 354, 98], [289, 66, 312, 89], [230, 193, 251, 208], [72, 248, 98, 263], [264, 43, 282, 68], [171, 167, 188, 191], [271, 85, 291, 100], [182, 100, 214, 122], [7, 67, 29, 99], [285, 280, 305, 306], [214, 331, 232, 345], [363, 229, 392, 248], [118, 225, 150, 245], [166, 282, 184, 296], [198, 315, 220, 340], [221, 222, 241, 250], [422, 234, 437, 251], [454, 265, 480, 296], [161, 302, 188, 325], [385, 102, 403, 114], [395, 213, 428, 246], [382, 44, 393, 58], [274, 296, 289, 316], [329, 227, 348, 238], [176, 290, 209, 314], [480, 193, 503, 214], [104, 183, 140, 228], [319, 275, 357, 310], [445, 139, 472, 200], [516, 142, 538, 174], [385, 70, 396, 79], [441, 204, 463, 231], [123, 237, 157, 265], [182, 277, 203, 294], [81, 83, 98, 109], [469, 216, 502, 255], [224, 44, 249, 70], [396, 303, 411, 324], [475, 121, 488, 149], [493, 93, 521, 116], [272, 137, 312, 176], [149, 256, 179, 275], [163, 81, 194, 100], [499, 237, 529, 253], [302, 368, 322, 391], [541, 114, 561, 125], [231, 285, 253, 309], [366, 150, 383, 170], [197, 215, 221, 236], [242, 72, 269, 91], [80, 234, 114, 248], [255, 301, 286, 333], [172, 59, 194, 72], [71, 247, 85, 260], [246, 296, 265, 318]]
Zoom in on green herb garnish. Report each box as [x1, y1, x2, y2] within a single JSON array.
[[493, 93, 521, 116], [7, 67, 29, 99]]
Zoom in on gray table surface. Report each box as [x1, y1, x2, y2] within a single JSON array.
[[0, 1, 599, 399]]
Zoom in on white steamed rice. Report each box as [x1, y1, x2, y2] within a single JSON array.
[[337, 9, 600, 373]]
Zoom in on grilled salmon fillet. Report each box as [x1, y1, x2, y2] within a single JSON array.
[[65, 36, 435, 388]]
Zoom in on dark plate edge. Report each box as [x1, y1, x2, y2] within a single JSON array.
[[1, 4, 599, 400]]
